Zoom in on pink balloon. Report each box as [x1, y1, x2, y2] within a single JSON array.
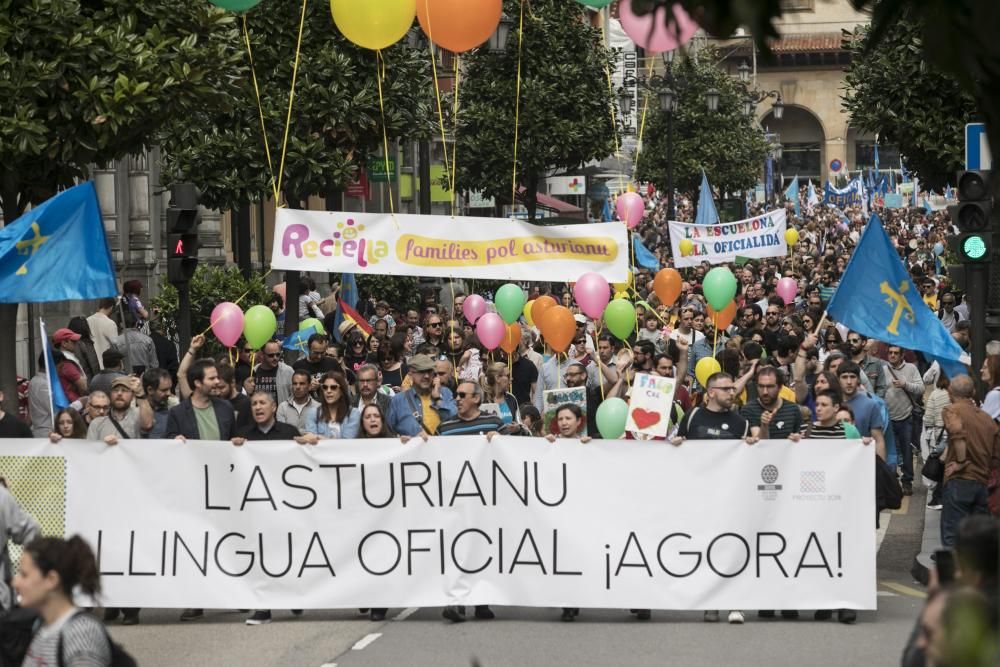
[[210, 302, 245, 348], [462, 294, 487, 324], [619, 0, 698, 54], [776, 277, 798, 305], [573, 272, 611, 320], [476, 313, 506, 351], [615, 191, 644, 229]]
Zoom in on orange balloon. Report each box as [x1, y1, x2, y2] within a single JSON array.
[[653, 268, 682, 306], [417, 0, 503, 53], [540, 305, 576, 353], [500, 323, 521, 354], [530, 295, 557, 327], [707, 301, 737, 331]]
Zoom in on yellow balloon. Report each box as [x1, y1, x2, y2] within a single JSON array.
[[331, 0, 416, 51], [695, 357, 722, 388], [522, 300, 535, 327], [785, 228, 799, 247], [612, 271, 633, 294], [679, 238, 694, 256]]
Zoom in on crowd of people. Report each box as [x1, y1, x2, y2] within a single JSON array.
[[0, 190, 998, 665]]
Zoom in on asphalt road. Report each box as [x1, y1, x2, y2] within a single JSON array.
[[107, 483, 930, 667]]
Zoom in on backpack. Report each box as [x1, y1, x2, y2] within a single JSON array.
[[875, 455, 903, 512], [57, 612, 137, 667], [0, 607, 39, 667]]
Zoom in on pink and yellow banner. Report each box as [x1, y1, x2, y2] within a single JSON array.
[[271, 210, 629, 282]]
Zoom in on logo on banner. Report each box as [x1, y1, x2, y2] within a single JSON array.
[[757, 464, 782, 501], [800, 471, 826, 494], [568, 177, 584, 193]]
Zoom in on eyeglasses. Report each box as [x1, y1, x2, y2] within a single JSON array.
[[351, 340, 365, 346], [456, 391, 474, 399], [847, 338, 862, 344], [90, 404, 110, 412], [709, 385, 736, 392], [766, 311, 780, 316], [427, 322, 442, 328], [322, 384, 341, 391]]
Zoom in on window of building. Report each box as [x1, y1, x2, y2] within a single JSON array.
[[855, 141, 900, 170], [780, 0, 815, 11], [779, 142, 821, 180]]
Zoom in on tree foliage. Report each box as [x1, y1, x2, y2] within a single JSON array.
[[635, 51, 767, 195], [842, 14, 976, 189], [356, 275, 421, 313], [0, 0, 243, 221], [150, 265, 271, 356], [159, 3, 434, 211], [453, 0, 618, 221]]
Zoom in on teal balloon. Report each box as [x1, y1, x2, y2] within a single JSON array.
[[702, 267, 738, 312], [595, 397, 628, 439], [244, 305, 277, 349], [210, 0, 263, 10], [603, 298, 635, 340], [576, 0, 613, 7], [300, 317, 326, 335], [495, 283, 527, 324]]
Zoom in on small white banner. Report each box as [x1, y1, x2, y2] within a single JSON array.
[[271, 209, 628, 282], [547, 176, 587, 196], [626, 373, 677, 438], [2, 438, 875, 610], [669, 209, 788, 268]]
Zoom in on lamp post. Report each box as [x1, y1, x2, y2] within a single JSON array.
[[620, 52, 720, 221]]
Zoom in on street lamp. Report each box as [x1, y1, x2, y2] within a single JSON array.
[[737, 60, 750, 83], [705, 88, 720, 113], [489, 16, 513, 52], [743, 89, 784, 121], [618, 88, 634, 117], [658, 87, 675, 113]]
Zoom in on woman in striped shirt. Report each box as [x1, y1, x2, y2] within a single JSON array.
[[14, 536, 111, 666]]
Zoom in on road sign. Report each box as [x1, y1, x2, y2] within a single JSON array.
[[965, 123, 993, 171]]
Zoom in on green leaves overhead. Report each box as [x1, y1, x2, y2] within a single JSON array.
[[635, 50, 767, 195]]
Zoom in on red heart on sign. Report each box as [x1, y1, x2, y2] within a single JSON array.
[[631, 408, 661, 430]]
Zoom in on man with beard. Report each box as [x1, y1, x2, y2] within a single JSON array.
[[740, 366, 803, 440], [847, 331, 888, 398], [85, 377, 140, 443], [386, 354, 457, 437]]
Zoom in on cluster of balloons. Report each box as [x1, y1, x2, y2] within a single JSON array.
[[210, 300, 327, 351], [467, 283, 525, 354]]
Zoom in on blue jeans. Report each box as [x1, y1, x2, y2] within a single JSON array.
[[940, 479, 989, 548], [891, 418, 913, 484]]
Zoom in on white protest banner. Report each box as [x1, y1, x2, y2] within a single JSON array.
[[668, 209, 787, 268], [0, 438, 875, 611], [625, 373, 677, 438], [270, 209, 628, 282]]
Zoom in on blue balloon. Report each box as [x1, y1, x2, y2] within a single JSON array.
[[933, 242, 944, 256]]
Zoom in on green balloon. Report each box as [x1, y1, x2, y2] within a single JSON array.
[[244, 305, 277, 349], [300, 317, 326, 335], [209, 0, 262, 11], [495, 283, 526, 325], [595, 397, 628, 439], [603, 298, 635, 340], [576, 0, 613, 7], [702, 267, 738, 312]]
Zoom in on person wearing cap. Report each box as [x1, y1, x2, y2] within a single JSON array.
[[386, 354, 456, 437], [87, 349, 126, 397], [567, 314, 595, 361], [85, 376, 140, 444], [52, 328, 88, 401]]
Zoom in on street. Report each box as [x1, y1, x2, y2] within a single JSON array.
[[106, 486, 929, 666]]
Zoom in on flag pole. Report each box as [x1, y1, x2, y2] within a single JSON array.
[[40, 318, 56, 431]]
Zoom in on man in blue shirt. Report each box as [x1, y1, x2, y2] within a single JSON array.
[[386, 354, 456, 436], [838, 362, 886, 460]]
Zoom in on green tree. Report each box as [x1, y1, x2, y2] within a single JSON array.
[[356, 275, 421, 313], [0, 0, 243, 412], [159, 3, 434, 211], [635, 51, 767, 195], [842, 15, 976, 189], [454, 0, 618, 221], [151, 265, 271, 357]]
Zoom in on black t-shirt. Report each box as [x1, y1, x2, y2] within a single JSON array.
[[511, 357, 539, 405], [253, 366, 278, 402], [0, 413, 32, 438], [230, 394, 252, 430], [739, 399, 803, 438], [237, 420, 301, 441], [677, 407, 749, 440], [293, 357, 345, 387]]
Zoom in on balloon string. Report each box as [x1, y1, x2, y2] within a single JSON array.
[[599, 17, 626, 198], [375, 51, 398, 228], [242, 16, 279, 203], [425, 6, 453, 216], [510, 0, 525, 214], [713, 312, 719, 357], [275, 0, 309, 207], [449, 54, 460, 212], [630, 58, 656, 185]]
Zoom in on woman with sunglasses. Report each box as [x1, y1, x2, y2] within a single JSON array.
[[304, 372, 360, 439], [341, 334, 371, 378], [378, 333, 409, 392], [48, 408, 88, 442]]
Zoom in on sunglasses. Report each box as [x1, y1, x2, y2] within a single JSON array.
[[427, 322, 443, 327], [456, 391, 475, 399], [848, 338, 862, 344], [322, 384, 341, 391]]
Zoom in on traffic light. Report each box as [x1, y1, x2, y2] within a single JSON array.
[[166, 183, 202, 283], [948, 170, 993, 264]]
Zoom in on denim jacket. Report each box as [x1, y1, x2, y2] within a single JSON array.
[[304, 406, 360, 439]]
